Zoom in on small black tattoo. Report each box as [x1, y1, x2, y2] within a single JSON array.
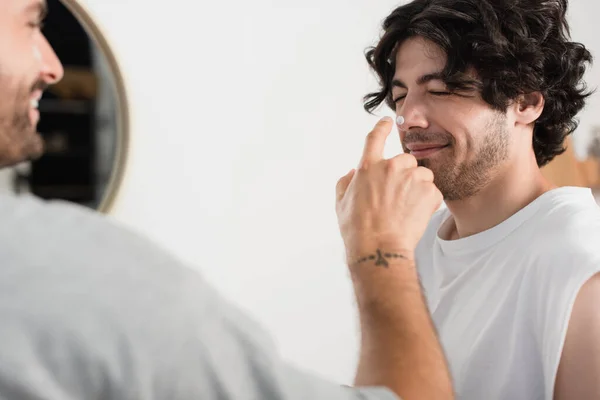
[[351, 249, 407, 268]]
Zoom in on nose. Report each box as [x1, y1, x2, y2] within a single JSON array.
[[397, 93, 429, 131], [38, 34, 64, 85]]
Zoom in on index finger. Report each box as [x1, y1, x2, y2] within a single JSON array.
[[359, 116, 394, 168]]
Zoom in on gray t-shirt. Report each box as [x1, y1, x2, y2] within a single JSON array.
[[0, 194, 397, 400]]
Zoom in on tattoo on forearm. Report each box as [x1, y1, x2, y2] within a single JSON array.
[[351, 249, 407, 268]]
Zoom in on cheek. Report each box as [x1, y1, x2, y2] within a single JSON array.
[[452, 108, 493, 145], [2, 36, 41, 76], [453, 127, 478, 157]]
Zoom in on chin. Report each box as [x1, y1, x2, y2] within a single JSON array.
[[0, 133, 45, 168]]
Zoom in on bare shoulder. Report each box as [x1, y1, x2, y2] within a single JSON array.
[[554, 273, 600, 400]]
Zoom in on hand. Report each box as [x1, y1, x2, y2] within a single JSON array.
[[336, 117, 442, 261]]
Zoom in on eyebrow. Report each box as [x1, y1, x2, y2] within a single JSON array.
[[25, 0, 48, 20], [391, 72, 445, 89]]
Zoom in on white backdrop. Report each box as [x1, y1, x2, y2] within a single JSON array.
[[75, 0, 600, 384]]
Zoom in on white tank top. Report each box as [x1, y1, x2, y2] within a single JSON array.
[[415, 187, 600, 400]]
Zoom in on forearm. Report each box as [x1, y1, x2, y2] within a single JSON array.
[[348, 248, 454, 400]]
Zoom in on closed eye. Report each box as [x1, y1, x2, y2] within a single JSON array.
[[393, 91, 452, 103], [28, 21, 45, 30]]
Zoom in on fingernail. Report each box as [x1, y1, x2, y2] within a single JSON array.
[[381, 116, 393, 123]]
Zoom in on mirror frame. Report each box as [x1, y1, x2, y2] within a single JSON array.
[[58, 0, 130, 213]]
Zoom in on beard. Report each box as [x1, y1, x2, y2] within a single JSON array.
[[406, 114, 510, 201], [0, 79, 45, 167]]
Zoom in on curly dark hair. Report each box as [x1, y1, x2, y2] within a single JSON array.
[[363, 0, 593, 167]]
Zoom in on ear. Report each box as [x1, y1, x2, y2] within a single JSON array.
[[513, 92, 545, 127]]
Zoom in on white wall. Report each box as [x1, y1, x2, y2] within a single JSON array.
[[80, 0, 406, 383], [77, 0, 600, 384], [567, 1, 600, 157]]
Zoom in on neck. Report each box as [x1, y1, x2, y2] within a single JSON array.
[[444, 153, 557, 240]]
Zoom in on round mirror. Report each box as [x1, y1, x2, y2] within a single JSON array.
[[0, 0, 128, 212]]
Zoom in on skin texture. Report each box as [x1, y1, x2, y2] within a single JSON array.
[[553, 274, 600, 400], [0, 0, 63, 168], [392, 38, 512, 202]]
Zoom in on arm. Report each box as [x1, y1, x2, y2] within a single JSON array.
[[348, 247, 454, 400], [335, 117, 455, 400], [553, 272, 600, 399], [274, 118, 453, 399]]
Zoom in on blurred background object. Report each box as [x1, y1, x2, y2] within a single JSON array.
[[541, 132, 600, 191]]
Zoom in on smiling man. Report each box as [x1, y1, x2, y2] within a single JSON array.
[[364, 0, 600, 399], [0, 0, 63, 167]]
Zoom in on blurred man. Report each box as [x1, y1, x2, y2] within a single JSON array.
[[0, 1, 454, 399], [0, 0, 62, 165], [364, 0, 600, 399]]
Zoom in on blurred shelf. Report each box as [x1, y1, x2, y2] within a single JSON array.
[[39, 99, 93, 114], [30, 185, 94, 198]]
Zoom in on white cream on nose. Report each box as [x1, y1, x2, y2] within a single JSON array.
[[33, 45, 42, 61]]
